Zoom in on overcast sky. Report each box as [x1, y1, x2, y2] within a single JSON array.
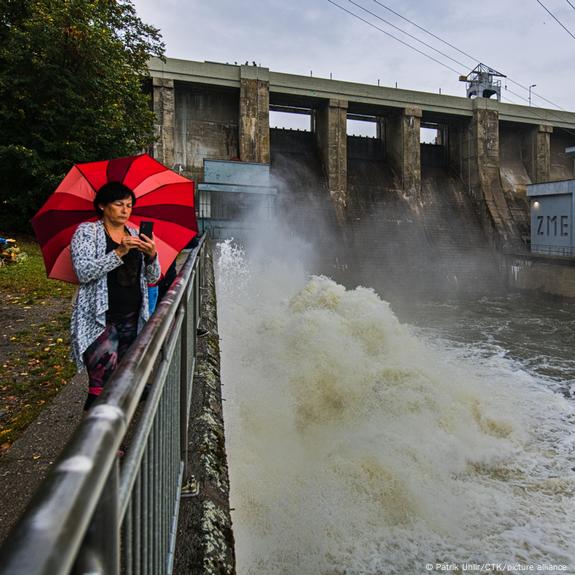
[[132, 0, 575, 114]]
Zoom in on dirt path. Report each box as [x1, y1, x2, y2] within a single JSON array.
[[0, 370, 86, 543], [0, 292, 76, 453], [0, 287, 82, 543]]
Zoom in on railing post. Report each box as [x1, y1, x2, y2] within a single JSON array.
[[179, 291, 190, 472], [73, 458, 120, 575]]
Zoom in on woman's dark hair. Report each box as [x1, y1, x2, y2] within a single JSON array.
[[94, 182, 136, 215]]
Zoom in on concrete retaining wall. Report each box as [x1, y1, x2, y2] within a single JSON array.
[[174, 246, 235, 575], [507, 253, 575, 298]]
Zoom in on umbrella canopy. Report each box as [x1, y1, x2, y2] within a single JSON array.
[[31, 154, 198, 283]]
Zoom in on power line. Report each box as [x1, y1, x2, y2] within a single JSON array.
[[325, 0, 462, 75], [326, 0, 575, 137], [345, 0, 471, 70], [567, 0, 575, 12], [503, 86, 575, 138], [371, 0, 477, 63], [366, 0, 567, 111], [326, 0, 569, 115], [537, 0, 575, 41]]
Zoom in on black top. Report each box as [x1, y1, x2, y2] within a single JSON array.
[[105, 231, 142, 316]]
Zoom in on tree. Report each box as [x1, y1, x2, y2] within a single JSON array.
[[0, 0, 165, 232]]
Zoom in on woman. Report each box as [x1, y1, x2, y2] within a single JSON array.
[[70, 181, 161, 409]]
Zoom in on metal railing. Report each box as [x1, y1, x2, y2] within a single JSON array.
[[0, 235, 207, 575]]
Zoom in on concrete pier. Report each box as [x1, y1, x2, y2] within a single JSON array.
[[239, 65, 270, 164], [153, 77, 176, 168], [315, 98, 348, 222]]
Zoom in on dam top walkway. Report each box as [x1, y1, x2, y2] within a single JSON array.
[[148, 56, 575, 129]]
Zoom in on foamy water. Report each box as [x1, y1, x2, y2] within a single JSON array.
[[215, 240, 575, 575]]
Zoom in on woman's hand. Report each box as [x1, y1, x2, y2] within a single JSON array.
[[114, 235, 141, 258], [138, 233, 157, 260], [114, 234, 156, 260]]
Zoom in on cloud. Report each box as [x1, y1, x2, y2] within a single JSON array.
[[133, 0, 575, 110]]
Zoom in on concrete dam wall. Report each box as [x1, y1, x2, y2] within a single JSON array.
[[268, 128, 501, 297], [346, 136, 501, 297], [149, 58, 575, 297]]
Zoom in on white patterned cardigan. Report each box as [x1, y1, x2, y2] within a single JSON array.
[[70, 220, 161, 370]]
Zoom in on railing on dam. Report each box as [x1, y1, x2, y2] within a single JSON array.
[[0, 236, 207, 575]]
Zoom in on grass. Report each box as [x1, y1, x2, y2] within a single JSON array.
[[0, 237, 76, 302], [0, 236, 77, 452]]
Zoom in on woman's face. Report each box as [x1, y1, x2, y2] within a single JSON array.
[[100, 197, 133, 227]]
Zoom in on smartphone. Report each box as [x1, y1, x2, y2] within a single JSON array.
[[139, 221, 154, 239]]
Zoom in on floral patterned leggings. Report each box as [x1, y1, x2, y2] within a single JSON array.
[[82, 312, 138, 410]]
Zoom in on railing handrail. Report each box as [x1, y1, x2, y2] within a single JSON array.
[[0, 234, 207, 575]]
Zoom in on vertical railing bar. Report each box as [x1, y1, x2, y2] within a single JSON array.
[[179, 297, 189, 475], [134, 472, 141, 575], [190, 274, 197, 409], [166, 462, 185, 575], [127, 492, 133, 575], [144, 443, 150, 575], [124, 498, 133, 575], [148, 438, 154, 573], [158, 390, 163, 575], [164, 376, 172, 563], [173, 351, 179, 521], [174, 340, 182, 573], [151, 418, 157, 575], [160, 388, 166, 574], [170, 341, 178, 568], [173, 335, 179, 534], [171, 355, 176, 565], [164, 382, 172, 575], [141, 449, 148, 575], [158, 415, 163, 575], [155, 414, 161, 575], [156, 416, 161, 575], [191, 273, 197, 385]]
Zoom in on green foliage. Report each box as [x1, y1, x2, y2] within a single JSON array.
[[0, 0, 165, 232]]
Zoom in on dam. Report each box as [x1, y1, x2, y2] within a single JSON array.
[[149, 58, 575, 573], [148, 56, 575, 299]]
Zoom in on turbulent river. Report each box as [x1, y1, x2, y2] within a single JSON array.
[[215, 239, 575, 575]]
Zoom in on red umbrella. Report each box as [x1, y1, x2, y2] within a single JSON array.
[[31, 153, 198, 283]]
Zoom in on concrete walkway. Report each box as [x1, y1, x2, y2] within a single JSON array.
[[0, 372, 86, 543]]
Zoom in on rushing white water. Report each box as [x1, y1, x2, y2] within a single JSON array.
[[215, 239, 575, 575]]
